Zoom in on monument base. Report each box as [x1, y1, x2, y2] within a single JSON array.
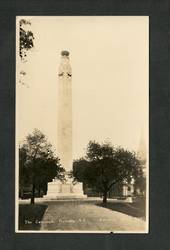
[[43, 180, 87, 200]]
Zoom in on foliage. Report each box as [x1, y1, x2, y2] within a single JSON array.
[[72, 141, 143, 203], [19, 129, 65, 204], [18, 19, 35, 87], [19, 19, 34, 60], [134, 174, 146, 195]]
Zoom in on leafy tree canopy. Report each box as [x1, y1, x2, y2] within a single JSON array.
[[72, 141, 143, 203], [19, 19, 34, 60], [19, 129, 65, 204]]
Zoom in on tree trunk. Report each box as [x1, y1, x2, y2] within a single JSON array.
[[103, 191, 108, 204], [31, 182, 35, 204]]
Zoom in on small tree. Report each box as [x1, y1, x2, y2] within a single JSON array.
[[72, 141, 142, 204], [19, 129, 65, 204]]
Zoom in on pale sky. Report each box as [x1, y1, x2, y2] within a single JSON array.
[[16, 16, 149, 159]]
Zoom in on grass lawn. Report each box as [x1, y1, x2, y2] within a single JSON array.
[[19, 203, 48, 230], [97, 197, 146, 220]]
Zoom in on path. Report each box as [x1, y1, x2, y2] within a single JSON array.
[[40, 200, 146, 232]]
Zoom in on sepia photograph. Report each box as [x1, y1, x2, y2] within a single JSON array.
[[16, 16, 149, 233]]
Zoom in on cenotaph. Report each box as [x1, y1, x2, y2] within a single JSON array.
[[44, 51, 86, 199]]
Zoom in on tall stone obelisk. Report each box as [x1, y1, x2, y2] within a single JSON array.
[[57, 50, 72, 173], [44, 51, 86, 199]]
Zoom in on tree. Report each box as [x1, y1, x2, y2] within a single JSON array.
[[18, 19, 35, 87], [19, 129, 65, 204], [134, 173, 146, 196], [72, 141, 142, 204], [19, 145, 28, 197], [19, 19, 34, 60]]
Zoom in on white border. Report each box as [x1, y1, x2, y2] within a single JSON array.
[[15, 16, 149, 234]]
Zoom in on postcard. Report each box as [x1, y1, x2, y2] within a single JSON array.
[[16, 16, 149, 233]]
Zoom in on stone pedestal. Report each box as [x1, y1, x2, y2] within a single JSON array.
[[43, 180, 87, 200]]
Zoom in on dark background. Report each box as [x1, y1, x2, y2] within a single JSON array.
[[0, 0, 170, 249]]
